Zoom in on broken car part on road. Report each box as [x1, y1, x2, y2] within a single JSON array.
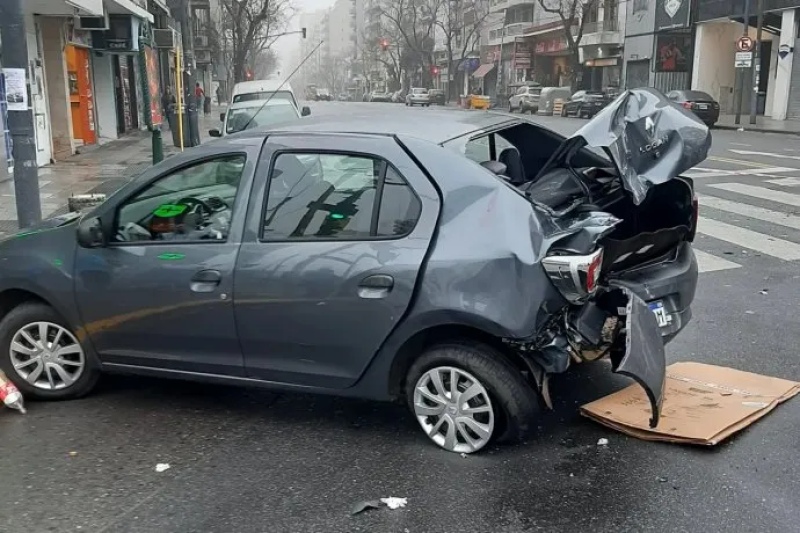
[[0, 89, 708, 453]]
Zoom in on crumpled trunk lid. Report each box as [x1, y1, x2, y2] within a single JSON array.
[[536, 87, 712, 205]]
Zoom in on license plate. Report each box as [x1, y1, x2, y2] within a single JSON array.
[[696, 103, 708, 110], [648, 301, 672, 328]]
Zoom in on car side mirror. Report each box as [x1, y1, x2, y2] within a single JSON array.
[[76, 216, 106, 248], [209, 129, 222, 137], [220, 112, 225, 122], [301, 106, 311, 116]]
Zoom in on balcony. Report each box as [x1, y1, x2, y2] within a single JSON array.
[[580, 19, 622, 47]]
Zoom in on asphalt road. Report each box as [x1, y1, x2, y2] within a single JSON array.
[[2, 101, 800, 533]]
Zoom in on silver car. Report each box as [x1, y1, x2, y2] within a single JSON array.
[[0, 89, 706, 454], [406, 88, 430, 107]]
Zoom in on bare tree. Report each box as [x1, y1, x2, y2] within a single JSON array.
[[434, 0, 490, 101], [218, 0, 294, 83], [537, 0, 599, 88], [317, 56, 349, 94], [377, 0, 441, 88]]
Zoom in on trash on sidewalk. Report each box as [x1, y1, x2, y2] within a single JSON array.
[[351, 497, 407, 515], [0, 369, 26, 414], [580, 362, 800, 445]]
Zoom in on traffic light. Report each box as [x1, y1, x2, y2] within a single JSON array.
[[301, 27, 307, 39], [379, 38, 389, 51], [431, 66, 440, 76], [245, 68, 254, 80]]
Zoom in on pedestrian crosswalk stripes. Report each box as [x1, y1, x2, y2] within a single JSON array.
[[708, 183, 800, 207], [697, 194, 800, 230], [684, 177, 800, 273]]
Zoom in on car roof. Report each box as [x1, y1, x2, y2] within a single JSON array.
[[260, 108, 519, 144], [228, 99, 296, 111], [232, 80, 294, 95]]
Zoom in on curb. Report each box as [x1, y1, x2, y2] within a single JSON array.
[[712, 124, 800, 135]]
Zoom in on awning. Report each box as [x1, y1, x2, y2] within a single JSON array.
[[106, 0, 155, 23], [472, 64, 495, 79]]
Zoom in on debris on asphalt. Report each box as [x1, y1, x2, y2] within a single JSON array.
[[68, 451, 78, 457], [155, 463, 171, 473], [658, 476, 669, 483], [597, 438, 609, 446], [580, 362, 800, 445], [759, 289, 769, 295], [460, 453, 468, 458], [0, 370, 26, 414], [351, 497, 407, 516], [381, 497, 407, 510]]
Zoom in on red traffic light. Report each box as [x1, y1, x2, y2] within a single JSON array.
[[379, 38, 389, 50], [431, 66, 440, 75], [245, 68, 254, 80]]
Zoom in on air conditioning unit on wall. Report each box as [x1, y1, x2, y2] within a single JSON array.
[[154, 28, 178, 49], [74, 12, 109, 31]]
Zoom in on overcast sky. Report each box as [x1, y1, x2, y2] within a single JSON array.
[[273, 0, 334, 76]]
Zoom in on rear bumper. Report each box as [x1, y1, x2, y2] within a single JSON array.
[[606, 242, 698, 341]]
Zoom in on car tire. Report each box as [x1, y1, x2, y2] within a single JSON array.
[[0, 302, 100, 401], [405, 341, 540, 453]]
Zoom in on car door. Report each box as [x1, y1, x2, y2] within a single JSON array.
[[234, 134, 440, 388], [73, 143, 261, 376]]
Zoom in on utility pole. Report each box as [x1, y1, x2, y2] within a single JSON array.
[[175, 0, 198, 146], [749, 0, 764, 125], [734, 0, 751, 125], [0, 0, 42, 229]]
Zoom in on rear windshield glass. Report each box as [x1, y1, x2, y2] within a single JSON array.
[[680, 91, 714, 101], [233, 90, 296, 105]]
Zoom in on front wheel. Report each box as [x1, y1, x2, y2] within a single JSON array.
[[405, 342, 540, 453], [0, 303, 100, 400]]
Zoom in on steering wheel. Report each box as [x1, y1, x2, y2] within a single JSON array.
[[177, 196, 214, 217]]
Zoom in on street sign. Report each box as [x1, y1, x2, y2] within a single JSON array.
[[735, 51, 753, 68], [736, 36, 754, 52]]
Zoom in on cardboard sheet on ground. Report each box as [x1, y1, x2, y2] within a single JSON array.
[[581, 362, 800, 445]]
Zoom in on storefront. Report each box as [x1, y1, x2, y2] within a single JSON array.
[[532, 35, 572, 87], [65, 26, 97, 147]]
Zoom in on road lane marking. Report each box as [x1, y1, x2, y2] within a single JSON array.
[[684, 167, 796, 178], [708, 183, 800, 207], [709, 155, 784, 169], [698, 194, 800, 230], [693, 249, 742, 273], [729, 149, 800, 161], [766, 177, 800, 187], [697, 218, 800, 260]]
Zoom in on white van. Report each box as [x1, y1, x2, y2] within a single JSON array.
[[229, 80, 299, 109]]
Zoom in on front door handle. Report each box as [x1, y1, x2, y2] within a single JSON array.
[[358, 274, 394, 299], [191, 269, 222, 293]]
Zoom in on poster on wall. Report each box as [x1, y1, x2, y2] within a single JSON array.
[[143, 45, 162, 127], [655, 0, 691, 32], [2, 68, 28, 111], [654, 34, 692, 72]]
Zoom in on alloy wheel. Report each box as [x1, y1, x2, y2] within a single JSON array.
[[413, 366, 495, 453], [9, 321, 85, 391]]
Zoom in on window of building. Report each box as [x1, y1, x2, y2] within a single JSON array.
[[262, 153, 421, 240]]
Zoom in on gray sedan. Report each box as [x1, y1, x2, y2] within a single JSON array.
[[0, 89, 707, 453]]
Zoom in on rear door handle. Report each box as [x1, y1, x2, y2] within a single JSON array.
[[191, 269, 222, 293], [358, 274, 394, 299]]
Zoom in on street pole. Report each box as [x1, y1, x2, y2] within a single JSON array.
[[495, 9, 506, 103], [0, 0, 42, 229], [749, 0, 764, 125], [734, 0, 751, 125]]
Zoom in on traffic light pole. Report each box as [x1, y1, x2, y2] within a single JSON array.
[[0, 0, 42, 229]]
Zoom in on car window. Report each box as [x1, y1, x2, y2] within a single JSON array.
[[572, 91, 585, 100], [115, 155, 246, 243], [464, 133, 516, 164], [516, 87, 527, 95], [232, 90, 295, 105], [226, 104, 299, 134], [262, 153, 421, 240]]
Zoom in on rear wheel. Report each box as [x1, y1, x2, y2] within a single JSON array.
[[0, 303, 100, 400], [405, 342, 540, 453]]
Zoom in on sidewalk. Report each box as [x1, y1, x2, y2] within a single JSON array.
[[714, 114, 800, 135], [0, 110, 221, 237]]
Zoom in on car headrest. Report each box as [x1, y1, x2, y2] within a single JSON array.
[[480, 160, 507, 177]]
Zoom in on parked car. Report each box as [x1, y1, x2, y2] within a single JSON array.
[[369, 91, 393, 103], [316, 88, 332, 101], [428, 89, 446, 106], [406, 87, 431, 107], [209, 99, 310, 137], [337, 92, 352, 102], [537, 87, 572, 116], [391, 90, 405, 103], [230, 80, 299, 110], [667, 90, 720, 127], [0, 88, 708, 454], [561, 90, 607, 118], [508, 84, 542, 113]]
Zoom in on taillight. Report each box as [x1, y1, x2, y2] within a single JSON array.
[[689, 191, 699, 241], [682, 102, 693, 110], [542, 248, 604, 303]]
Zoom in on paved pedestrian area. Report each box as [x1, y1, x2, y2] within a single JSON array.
[[0, 111, 222, 236]]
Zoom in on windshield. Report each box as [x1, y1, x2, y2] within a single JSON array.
[[226, 105, 299, 134], [412, 88, 427, 94], [232, 90, 296, 106]]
